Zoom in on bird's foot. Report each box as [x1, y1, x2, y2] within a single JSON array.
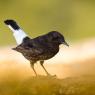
[[47, 74, 57, 78]]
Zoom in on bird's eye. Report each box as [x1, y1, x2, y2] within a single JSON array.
[[52, 36, 59, 40]]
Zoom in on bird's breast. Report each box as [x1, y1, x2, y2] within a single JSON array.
[[39, 46, 59, 60]]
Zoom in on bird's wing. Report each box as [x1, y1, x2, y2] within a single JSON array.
[[24, 46, 44, 57], [22, 41, 44, 57]]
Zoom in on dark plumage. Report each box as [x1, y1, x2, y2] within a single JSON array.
[[13, 31, 69, 76], [4, 20, 20, 30], [4, 19, 69, 76]]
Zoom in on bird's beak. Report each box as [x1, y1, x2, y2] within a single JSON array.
[[62, 41, 69, 47]]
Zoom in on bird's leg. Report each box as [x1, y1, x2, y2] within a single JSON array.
[[40, 60, 51, 76], [30, 61, 37, 76]]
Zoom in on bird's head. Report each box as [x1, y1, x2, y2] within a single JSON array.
[[47, 31, 69, 46]]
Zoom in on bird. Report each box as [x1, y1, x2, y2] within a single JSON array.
[[4, 19, 69, 76]]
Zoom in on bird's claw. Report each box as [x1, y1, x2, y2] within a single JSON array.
[[47, 74, 57, 78]]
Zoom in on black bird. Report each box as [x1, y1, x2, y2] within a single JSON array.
[[4, 19, 69, 76]]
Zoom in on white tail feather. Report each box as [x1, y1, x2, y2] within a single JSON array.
[[8, 25, 27, 45]]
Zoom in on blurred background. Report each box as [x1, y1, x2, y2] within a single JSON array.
[[0, 0, 95, 45], [0, 1, 95, 95], [0, 0, 95, 79]]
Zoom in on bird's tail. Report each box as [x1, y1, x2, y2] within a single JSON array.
[[4, 19, 28, 45]]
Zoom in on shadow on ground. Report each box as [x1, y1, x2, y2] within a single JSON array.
[[0, 75, 95, 95]]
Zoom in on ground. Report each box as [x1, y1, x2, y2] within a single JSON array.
[[0, 75, 95, 95]]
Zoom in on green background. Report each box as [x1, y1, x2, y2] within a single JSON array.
[[0, 0, 95, 45]]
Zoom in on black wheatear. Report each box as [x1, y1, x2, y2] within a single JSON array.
[[4, 19, 69, 76]]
